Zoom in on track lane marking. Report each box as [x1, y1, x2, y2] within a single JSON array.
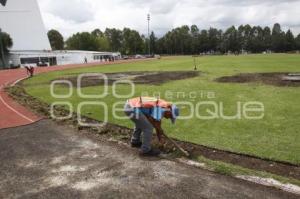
[[0, 93, 35, 123], [0, 76, 35, 123]]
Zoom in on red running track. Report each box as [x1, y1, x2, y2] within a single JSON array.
[[0, 60, 147, 129]]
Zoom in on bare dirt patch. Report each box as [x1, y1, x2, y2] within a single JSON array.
[[56, 71, 199, 87], [6, 85, 300, 181], [216, 73, 300, 87]]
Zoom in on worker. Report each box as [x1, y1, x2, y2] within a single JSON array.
[[124, 97, 179, 156], [25, 65, 35, 77]]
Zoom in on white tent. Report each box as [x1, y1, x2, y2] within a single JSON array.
[[0, 0, 51, 51]]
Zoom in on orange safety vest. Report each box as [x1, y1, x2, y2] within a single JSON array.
[[128, 97, 171, 109]]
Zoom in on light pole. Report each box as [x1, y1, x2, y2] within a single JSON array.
[[147, 13, 150, 56]]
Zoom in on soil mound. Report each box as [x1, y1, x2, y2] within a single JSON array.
[[56, 71, 199, 87], [216, 73, 300, 87]]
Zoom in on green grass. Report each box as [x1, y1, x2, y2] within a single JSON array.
[[23, 54, 300, 164]]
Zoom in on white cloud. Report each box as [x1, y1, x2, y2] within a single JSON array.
[[40, 0, 94, 23], [37, 0, 300, 38]]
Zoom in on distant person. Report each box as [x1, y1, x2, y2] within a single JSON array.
[[84, 57, 88, 64], [9, 60, 13, 68], [25, 66, 35, 77]]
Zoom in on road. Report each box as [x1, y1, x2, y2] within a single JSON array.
[[0, 119, 298, 199]]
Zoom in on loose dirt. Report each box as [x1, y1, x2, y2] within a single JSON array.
[[216, 72, 300, 87], [7, 85, 300, 181], [56, 71, 199, 87]]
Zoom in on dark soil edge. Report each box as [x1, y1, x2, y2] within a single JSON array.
[[53, 71, 200, 87], [5, 84, 300, 181]]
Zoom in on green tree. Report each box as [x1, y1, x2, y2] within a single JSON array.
[[156, 23, 300, 54], [105, 28, 123, 52], [91, 29, 104, 37], [271, 23, 286, 52], [285, 30, 296, 51], [190, 25, 199, 54], [165, 31, 174, 54], [208, 28, 222, 52], [296, 34, 300, 50], [122, 28, 144, 55], [222, 26, 241, 53], [198, 29, 209, 52], [91, 29, 111, 51], [156, 33, 174, 54], [240, 24, 252, 52], [164, 26, 192, 54], [179, 25, 192, 54], [0, 30, 13, 67], [156, 37, 167, 54], [237, 25, 245, 51], [149, 31, 157, 54], [47, 29, 64, 50], [62, 24, 300, 55], [248, 26, 264, 53], [66, 32, 98, 51], [0, 31, 13, 53], [97, 36, 110, 51], [263, 27, 272, 51]]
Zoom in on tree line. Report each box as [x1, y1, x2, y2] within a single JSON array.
[[156, 23, 300, 54], [48, 28, 146, 55], [46, 23, 300, 55]]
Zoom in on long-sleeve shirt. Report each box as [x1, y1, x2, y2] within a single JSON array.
[[136, 106, 166, 121]]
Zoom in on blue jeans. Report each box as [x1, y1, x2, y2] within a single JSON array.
[[124, 102, 153, 153]]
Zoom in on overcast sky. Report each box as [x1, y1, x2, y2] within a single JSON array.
[[37, 0, 300, 38]]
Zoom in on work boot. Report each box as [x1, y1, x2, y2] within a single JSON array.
[[131, 141, 142, 148], [139, 148, 161, 157]]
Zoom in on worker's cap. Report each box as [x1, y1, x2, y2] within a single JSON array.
[[171, 104, 179, 124]]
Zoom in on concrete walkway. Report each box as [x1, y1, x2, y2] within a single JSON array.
[[0, 119, 298, 199]]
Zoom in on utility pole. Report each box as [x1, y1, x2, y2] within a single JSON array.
[[0, 28, 6, 69], [147, 13, 150, 56]]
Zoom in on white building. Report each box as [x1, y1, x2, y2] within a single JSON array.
[[0, 0, 51, 51], [0, 0, 120, 69], [9, 50, 121, 67]]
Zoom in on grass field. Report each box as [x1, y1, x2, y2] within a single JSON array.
[[23, 54, 300, 164]]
